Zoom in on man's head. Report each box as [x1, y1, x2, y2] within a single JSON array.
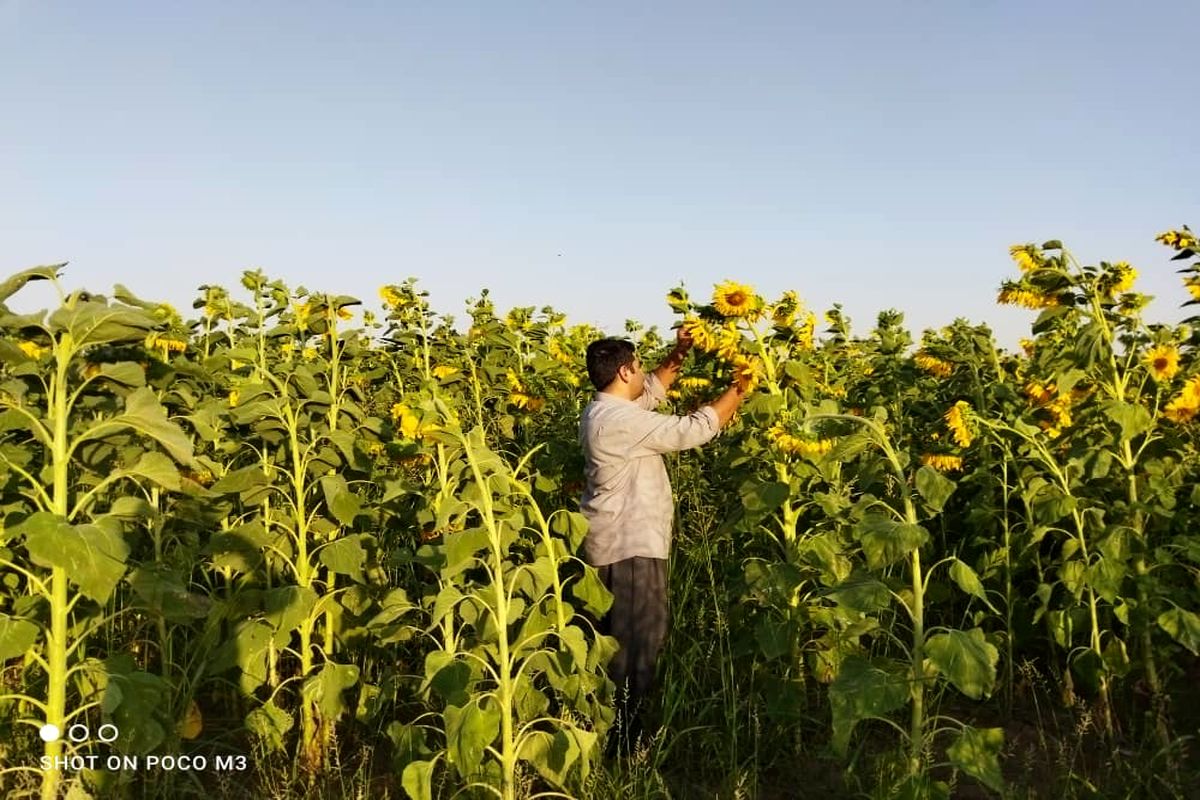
[[586, 338, 645, 397]]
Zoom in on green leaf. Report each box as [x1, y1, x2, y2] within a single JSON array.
[[125, 451, 181, 491], [0, 264, 60, 305], [426, 652, 471, 706], [570, 565, 613, 617], [949, 559, 996, 612], [925, 628, 998, 700], [262, 586, 318, 643], [49, 300, 160, 348], [915, 466, 956, 512], [445, 699, 501, 778], [23, 515, 129, 603], [318, 535, 368, 581], [401, 759, 435, 800], [320, 474, 362, 526], [856, 515, 929, 570], [829, 574, 891, 613], [302, 661, 360, 721], [739, 479, 789, 521], [1157, 608, 1200, 655], [245, 701, 293, 752], [0, 614, 39, 660], [828, 656, 909, 755], [519, 729, 583, 787], [946, 725, 1004, 792], [81, 387, 194, 464], [210, 466, 270, 494], [1102, 400, 1153, 441]]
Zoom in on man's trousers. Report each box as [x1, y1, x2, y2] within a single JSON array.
[[595, 556, 669, 749]]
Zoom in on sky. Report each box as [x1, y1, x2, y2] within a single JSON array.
[[2, 1, 1197, 350]]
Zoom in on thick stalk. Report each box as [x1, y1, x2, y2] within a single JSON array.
[[42, 339, 72, 800]]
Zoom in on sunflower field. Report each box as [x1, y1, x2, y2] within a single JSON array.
[[2, 229, 1200, 799]]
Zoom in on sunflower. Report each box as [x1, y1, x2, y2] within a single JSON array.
[[17, 341, 45, 359], [1184, 277, 1200, 301], [795, 312, 817, 351], [997, 284, 1060, 310], [1009, 244, 1041, 273], [944, 401, 974, 447], [681, 317, 718, 352], [1145, 344, 1180, 382], [379, 285, 404, 308], [1163, 376, 1200, 423], [921, 453, 964, 472], [1019, 338, 1036, 357], [1024, 381, 1056, 406], [914, 352, 953, 378], [712, 281, 761, 318], [1157, 228, 1199, 251], [432, 365, 460, 380], [678, 376, 712, 390], [731, 354, 763, 393], [767, 425, 835, 457], [1099, 262, 1138, 298]]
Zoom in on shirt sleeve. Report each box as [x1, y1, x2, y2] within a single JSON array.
[[619, 405, 721, 456], [635, 372, 668, 410]]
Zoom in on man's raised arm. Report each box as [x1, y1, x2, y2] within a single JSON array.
[[651, 326, 693, 391]]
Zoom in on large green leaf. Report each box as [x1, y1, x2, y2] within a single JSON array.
[[124, 451, 182, 491], [948, 558, 996, 611], [856, 515, 928, 570], [49, 300, 159, 348], [78, 387, 194, 464], [915, 466, 956, 513], [320, 474, 362, 526], [828, 655, 909, 755], [444, 699, 501, 778], [0, 613, 39, 660], [925, 628, 998, 700], [23, 515, 129, 603], [245, 700, 293, 752], [1157, 608, 1200, 655], [519, 728, 586, 787], [302, 661, 360, 720], [570, 565, 613, 617], [401, 759, 435, 800], [946, 725, 1004, 792], [1102, 400, 1153, 441], [0, 264, 61, 305], [318, 534, 368, 581]]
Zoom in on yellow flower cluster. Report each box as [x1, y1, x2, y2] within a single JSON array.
[[678, 376, 712, 390], [379, 286, 404, 308], [1024, 381, 1056, 406], [1038, 396, 1074, 438], [771, 290, 799, 327], [228, 390, 240, 408], [506, 372, 545, 412], [293, 302, 312, 329], [1019, 338, 1036, 357], [1009, 244, 1041, 273], [18, 341, 45, 359], [1145, 345, 1180, 382], [712, 281, 763, 319], [915, 352, 953, 378], [944, 401, 973, 447], [795, 312, 816, 351], [767, 424, 835, 457], [1163, 376, 1200, 423], [731, 354, 764, 393], [920, 453, 964, 472], [147, 333, 187, 354], [546, 339, 574, 367], [335, 306, 354, 321], [1184, 276, 1200, 301], [391, 403, 440, 439], [1099, 262, 1138, 298], [432, 365, 459, 380], [997, 285, 1060, 310], [1156, 229, 1199, 251]]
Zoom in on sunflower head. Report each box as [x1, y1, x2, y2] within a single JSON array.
[[1145, 344, 1180, 382], [712, 281, 763, 319]]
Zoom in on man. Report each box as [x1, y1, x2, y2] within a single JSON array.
[[578, 328, 747, 753]]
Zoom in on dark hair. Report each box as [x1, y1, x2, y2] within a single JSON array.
[[586, 338, 635, 390]]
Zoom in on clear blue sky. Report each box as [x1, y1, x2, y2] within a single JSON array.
[[2, 1, 1196, 349]]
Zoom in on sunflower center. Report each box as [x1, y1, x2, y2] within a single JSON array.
[[728, 291, 746, 306], [1155, 357, 1169, 370]]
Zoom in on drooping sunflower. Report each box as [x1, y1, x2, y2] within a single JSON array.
[[1163, 376, 1200, 423], [1009, 244, 1041, 273], [1184, 276, 1200, 301], [1145, 344, 1180, 382], [920, 453, 964, 472], [944, 401, 974, 447], [914, 352, 953, 378], [1157, 228, 1199, 252], [712, 281, 762, 318], [997, 283, 1060, 310]]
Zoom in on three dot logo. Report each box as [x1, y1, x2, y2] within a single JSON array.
[[38, 722, 118, 743]]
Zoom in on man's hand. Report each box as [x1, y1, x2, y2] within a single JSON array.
[[674, 324, 694, 353]]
